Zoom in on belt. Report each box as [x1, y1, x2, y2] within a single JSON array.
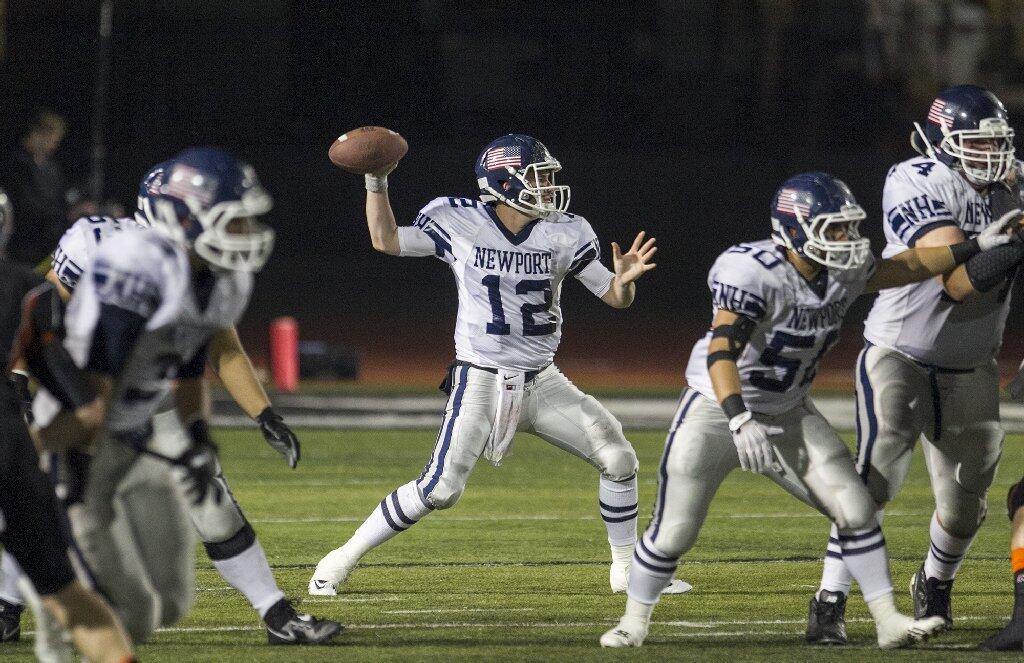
[[454, 360, 547, 383], [865, 341, 975, 374]]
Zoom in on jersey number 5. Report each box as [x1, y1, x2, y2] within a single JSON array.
[[749, 330, 838, 393], [482, 275, 556, 336]]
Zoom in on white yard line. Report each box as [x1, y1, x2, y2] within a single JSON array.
[[385, 607, 535, 615], [249, 510, 932, 524]]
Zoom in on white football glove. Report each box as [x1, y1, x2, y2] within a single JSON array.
[[977, 207, 1022, 250], [728, 411, 782, 474]]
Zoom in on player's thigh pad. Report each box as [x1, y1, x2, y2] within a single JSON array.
[[648, 391, 737, 557], [524, 365, 637, 481], [923, 359, 1003, 535], [151, 412, 250, 545], [417, 365, 495, 509], [780, 400, 875, 531], [117, 456, 196, 627], [856, 344, 931, 504]]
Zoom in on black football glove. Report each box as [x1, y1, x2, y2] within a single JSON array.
[[180, 419, 223, 505], [9, 370, 32, 424], [257, 407, 300, 469]]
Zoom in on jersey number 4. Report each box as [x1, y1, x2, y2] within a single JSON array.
[[482, 275, 555, 336]]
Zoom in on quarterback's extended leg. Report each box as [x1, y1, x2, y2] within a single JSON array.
[[601, 390, 731, 647], [310, 364, 492, 594], [526, 367, 689, 596]]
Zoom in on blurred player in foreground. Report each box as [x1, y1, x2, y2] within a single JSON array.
[[24, 148, 340, 646], [601, 171, 1022, 649], [1, 157, 333, 648], [0, 190, 136, 662], [311, 133, 688, 596]]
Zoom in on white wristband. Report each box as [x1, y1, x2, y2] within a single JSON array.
[[365, 174, 388, 193]]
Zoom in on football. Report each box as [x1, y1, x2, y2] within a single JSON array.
[[328, 126, 408, 175]]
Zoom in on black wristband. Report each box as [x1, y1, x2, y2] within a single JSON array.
[[721, 393, 747, 420], [256, 406, 279, 424], [949, 238, 981, 265], [187, 418, 216, 448]]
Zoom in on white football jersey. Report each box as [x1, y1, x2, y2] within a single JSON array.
[[51, 215, 144, 292], [864, 157, 1014, 369], [63, 230, 252, 434], [396, 197, 614, 371], [686, 240, 875, 415]]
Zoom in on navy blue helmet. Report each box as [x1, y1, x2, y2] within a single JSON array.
[[475, 134, 569, 218], [137, 148, 274, 272], [912, 84, 1016, 186], [771, 172, 870, 270]]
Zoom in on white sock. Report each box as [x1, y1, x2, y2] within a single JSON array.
[[866, 591, 899, 623], [212, 541, 285, 618], [611, 544, 633, 566], [0, 551, 25, 605], [626, 533, 677, 604], [837, 523, 893, 603], [600, 476, 639, 548], [624, 596, 655, 623], [819, 523, 853, 596], [339, 481, 433, 561], [923, 511, 973, 581]]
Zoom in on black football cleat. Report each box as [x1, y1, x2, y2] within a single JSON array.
[[806, 590, 847, 645], [264, 598, 343, 645], [910, 564, 953, 628], [0, 598, 23, 642], [978, 620, 1024, 651]]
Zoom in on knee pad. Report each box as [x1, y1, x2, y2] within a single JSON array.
[[1008, 477, 1024, 521], [598, 445, 639, 482], [202, 520, 256, 561], [425, 477, 464, 510], [936, 495, 986, 539]]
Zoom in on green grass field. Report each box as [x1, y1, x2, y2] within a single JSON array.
[[6, 427, 1024, 662]]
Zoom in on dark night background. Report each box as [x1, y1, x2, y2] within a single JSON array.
[[4, 0, 1023, 380]]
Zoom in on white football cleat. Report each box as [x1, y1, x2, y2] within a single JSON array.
[[308, 548, 357, 596], [876, 614, 946, 649], [610, 563, 693, 595], [600, 617, 649, 648]]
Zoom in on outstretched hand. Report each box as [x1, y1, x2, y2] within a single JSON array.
[[611, 231, 657, 285]]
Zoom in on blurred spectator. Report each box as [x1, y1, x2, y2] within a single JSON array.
[[1, 108, 97, 266]]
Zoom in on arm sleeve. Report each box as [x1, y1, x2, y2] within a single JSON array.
[[568, 218, 614, 297], [882, 163, 961, 248], [707, 247, 777, 321], [397, 198, 456, 262]]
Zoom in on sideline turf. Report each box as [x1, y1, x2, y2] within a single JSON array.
[[6, 428, 1023, 661]]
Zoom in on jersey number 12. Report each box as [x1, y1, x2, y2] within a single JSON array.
[[482, 275, 556, 336]]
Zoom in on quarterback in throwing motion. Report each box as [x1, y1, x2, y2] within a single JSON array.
[[311, 134, 686, 596], [601, 171, 1019, 649]]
